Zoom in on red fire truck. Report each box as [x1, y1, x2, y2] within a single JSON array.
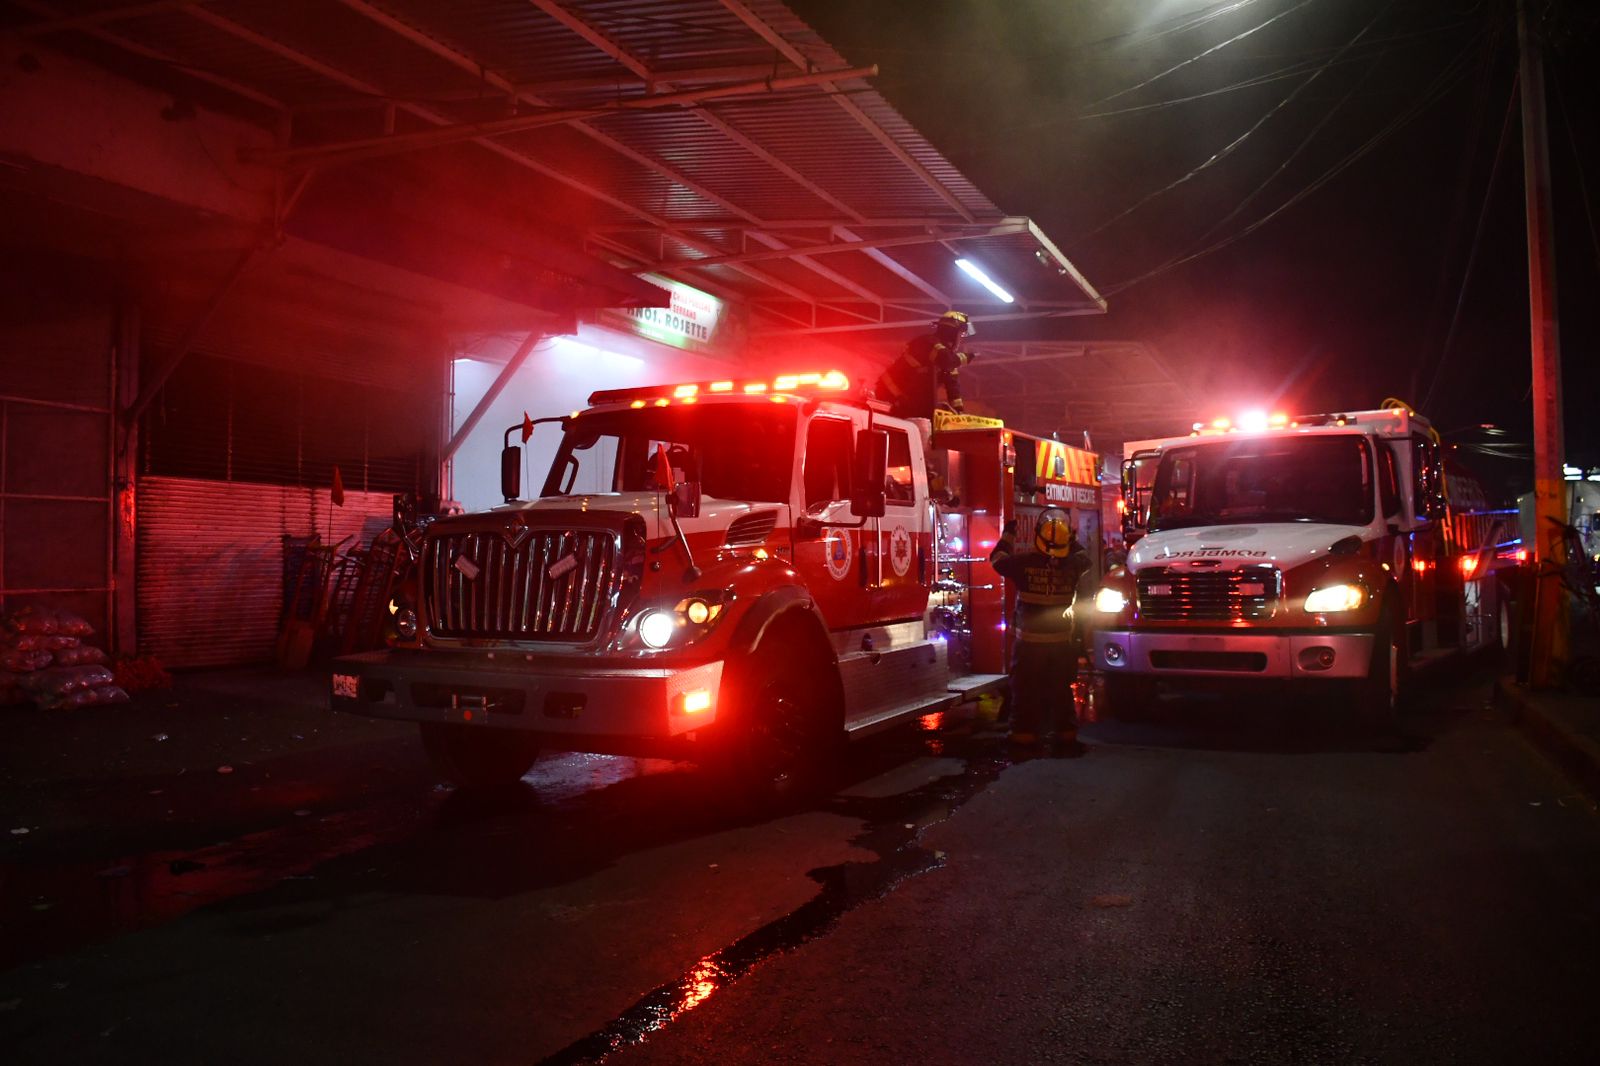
[[331, 372, 1101, 793], [1090, 405, 1521, 721]]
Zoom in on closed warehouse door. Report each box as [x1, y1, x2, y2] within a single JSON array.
[[137, 351, 438, 668], [136, 478, 395, 667]]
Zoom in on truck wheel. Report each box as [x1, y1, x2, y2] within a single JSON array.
[[1100, 674, 1155, 721], [419, 723, 540, 790], [722, 637, 841, 804], [1355, 610, 1403, 726]]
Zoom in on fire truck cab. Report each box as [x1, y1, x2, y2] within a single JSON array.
[[1091, 406, 1518, 720], [331, 371, 1094, 794]]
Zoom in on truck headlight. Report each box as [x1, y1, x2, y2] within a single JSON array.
[[394, 607, 419, 641], [637, 609, 677, 649], [1094, 587, 1128, 614], [1304, 583, 1365, 613]]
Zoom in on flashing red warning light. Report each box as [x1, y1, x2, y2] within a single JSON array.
[[679, 688, 713, 715], [590, 371, 850, 407], [1458, 554, 1481, 579]]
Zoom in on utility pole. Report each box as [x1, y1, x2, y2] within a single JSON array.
[[1518, 0, 1569, 687]]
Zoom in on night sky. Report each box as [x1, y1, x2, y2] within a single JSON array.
[[792, 0, 1600, 488]]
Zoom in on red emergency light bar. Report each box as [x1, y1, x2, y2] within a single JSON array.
[[588, 370, 853, 409]]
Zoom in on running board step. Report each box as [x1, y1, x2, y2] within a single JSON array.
[[948, 673, 1007, 700], [845, 692, 961, 738]]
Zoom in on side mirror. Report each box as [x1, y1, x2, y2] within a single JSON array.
[[1121, 452, 1158, 543], [672, 480, 701, 519], [1013, 438, 1039, 495], [851, 428, 888, 519], [500, 446, 521, 502]]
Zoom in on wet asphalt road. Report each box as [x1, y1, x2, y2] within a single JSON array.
[[3, 663, 1599, 1065]]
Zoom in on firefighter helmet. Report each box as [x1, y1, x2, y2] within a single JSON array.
[[1034, 507, 1074, 558], [935, 310, 973, 338]]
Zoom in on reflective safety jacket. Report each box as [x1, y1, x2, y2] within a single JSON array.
[[876, 333, 971, 418], [989, 536, 1091, 645]]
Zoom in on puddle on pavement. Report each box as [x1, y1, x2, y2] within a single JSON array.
[[0, 805, 417, 971], [538, 708, 1056, 1065]]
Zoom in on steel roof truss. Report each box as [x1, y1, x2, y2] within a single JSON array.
[[525, 1, 902, 309], [716, 0, 976, 223], [833, 225, 950, 305], [649, 222, 1030, 271], [330, 0, 891, 308], [591, 217, 1029, 234], [178, 3, 824, 306], [246, 66, 878, 171], [15, 0, 288, 111]]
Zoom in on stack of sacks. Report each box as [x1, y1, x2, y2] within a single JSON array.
[[0, 606, 128, 709]]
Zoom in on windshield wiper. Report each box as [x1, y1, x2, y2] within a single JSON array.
[[1147, 513, 1226, 532]]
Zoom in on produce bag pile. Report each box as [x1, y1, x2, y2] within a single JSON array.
[[0, 606, 128, 708]]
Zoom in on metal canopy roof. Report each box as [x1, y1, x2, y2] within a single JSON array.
[[961, 340, 1200, 456], [9, 0, 1107, 332]]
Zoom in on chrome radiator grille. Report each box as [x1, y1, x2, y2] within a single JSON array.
[[1136, 567, 1280, 621], [425, 528, 621, 641]]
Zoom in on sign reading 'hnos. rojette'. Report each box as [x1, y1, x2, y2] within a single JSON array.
[[602, 274, 743, 354]]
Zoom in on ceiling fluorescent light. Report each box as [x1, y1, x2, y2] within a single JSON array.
[[954, 258, 1014, 303]]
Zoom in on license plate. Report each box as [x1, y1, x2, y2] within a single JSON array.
[[449, 692, 491, 723], [1148, 584, 1172, 596], [332, 673, 359, 699]]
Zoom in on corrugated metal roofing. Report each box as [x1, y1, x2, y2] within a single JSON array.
[[962, 341, 1200, 453], [19, 0, 1107, 330]]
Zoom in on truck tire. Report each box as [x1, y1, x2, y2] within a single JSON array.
[[1100, 673, 1155, 721], [718, 631, 841, 805], [1354, 609, 1403, 726], [419, 722, 540, 790]]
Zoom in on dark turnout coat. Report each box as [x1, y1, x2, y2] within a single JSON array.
[[875, 332, 971, 418], [989, 533, 1091, 645]]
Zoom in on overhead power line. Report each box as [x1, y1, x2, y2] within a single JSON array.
[[1078, 0, 1265, 53], [1087, 0, 1322, 108], [1185, 48, 1379, 250], [1078, 2, 1388, 243], [1101, 26, 1488, 298], [1079, 53, 1360, 120], [1077, 17, 1479, 120]]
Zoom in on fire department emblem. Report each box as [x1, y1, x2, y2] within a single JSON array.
[[824, 527, 853, 581], [889, 525, 913, 577]]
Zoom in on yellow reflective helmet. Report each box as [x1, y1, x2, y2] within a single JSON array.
[[935, 309, 973, 337], [1034, 507, 1074, 558]]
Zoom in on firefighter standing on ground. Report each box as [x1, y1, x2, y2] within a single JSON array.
[[990, 508, 1091, 752], [876, 310, 976, 419]]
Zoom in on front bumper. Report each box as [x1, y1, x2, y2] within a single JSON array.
[[1093, 629, 1374, 680], [330, 650, 724, 738]]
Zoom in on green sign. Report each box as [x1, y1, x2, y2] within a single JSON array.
[[602, 274, 738, 354]]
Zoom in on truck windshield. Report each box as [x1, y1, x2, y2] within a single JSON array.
[[1147, 435, 1374, 532], [542, 404, 796, 503]]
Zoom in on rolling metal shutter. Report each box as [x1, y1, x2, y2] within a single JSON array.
[[136, 477, 397, 668]]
